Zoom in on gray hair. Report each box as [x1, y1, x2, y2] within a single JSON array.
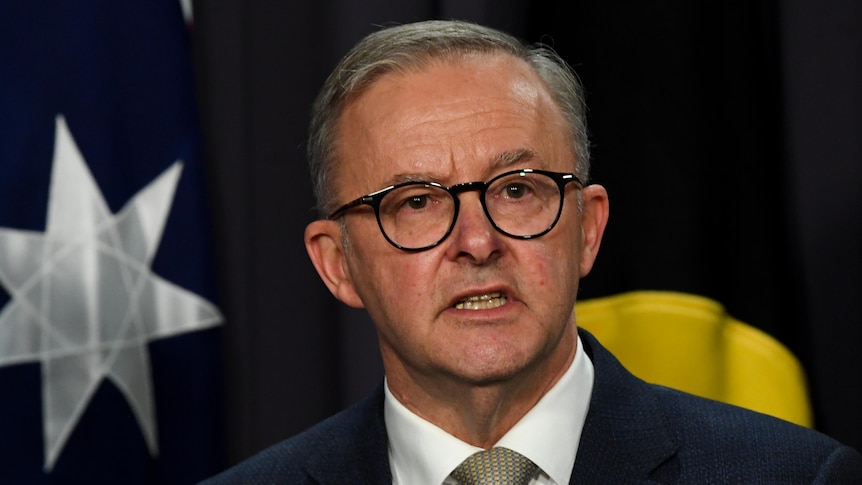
[[308, 20, 590, 217]]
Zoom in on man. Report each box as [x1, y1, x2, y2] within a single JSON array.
[[204, 20, 862, 484]]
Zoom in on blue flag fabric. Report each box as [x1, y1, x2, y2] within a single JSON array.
[[0, 1, 224, 483]]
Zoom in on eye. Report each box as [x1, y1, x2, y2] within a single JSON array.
[[396, 190, 439, 212], [502, 182, 531, 199], [380, 185, 448, 217], [405, 195, 429, 210]]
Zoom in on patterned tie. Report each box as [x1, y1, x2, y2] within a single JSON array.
[[450, 447, 538, 485]]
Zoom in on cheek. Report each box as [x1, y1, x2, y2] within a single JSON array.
[[528, 256, 552, 288], [357, 252, 436, 307], [531, 241, 578, 292]]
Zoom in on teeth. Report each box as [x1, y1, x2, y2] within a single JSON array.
[[454, 292, 507, 310]]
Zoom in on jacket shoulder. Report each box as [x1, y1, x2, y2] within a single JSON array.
[[578, 328, 862, 482], [654, 385, 862, 482], [199, 385, 390, 484]]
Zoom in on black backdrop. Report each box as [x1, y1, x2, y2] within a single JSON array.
[[192, 0, 862, 464]]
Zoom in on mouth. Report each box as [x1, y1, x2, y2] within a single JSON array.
[[453, 292, 508, 310]]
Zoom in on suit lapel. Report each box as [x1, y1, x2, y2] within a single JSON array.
[[571, 330, 678, 484], [304, 384, 393, 484], [298, 333, 679, 484]]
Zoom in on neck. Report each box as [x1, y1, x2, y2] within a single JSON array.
[[384, 327, 578, 448]]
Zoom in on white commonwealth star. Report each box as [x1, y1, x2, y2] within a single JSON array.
[[0, 116, 223, 471]]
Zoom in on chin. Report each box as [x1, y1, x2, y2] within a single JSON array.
[[453, 347, 536, 386]]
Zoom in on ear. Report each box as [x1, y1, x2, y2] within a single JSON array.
[[578, 184, 609, 277], [304, 219, 365, 308]]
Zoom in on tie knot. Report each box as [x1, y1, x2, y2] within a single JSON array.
[[451, 447, 538, 485]]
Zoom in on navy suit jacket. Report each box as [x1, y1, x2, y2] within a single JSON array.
[[202, 330, 862, 484]]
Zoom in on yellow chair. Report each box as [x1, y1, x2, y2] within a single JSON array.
[[576, 290, 813, 427]]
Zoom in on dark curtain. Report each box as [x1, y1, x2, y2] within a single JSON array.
[[192, 0, 862, 464]]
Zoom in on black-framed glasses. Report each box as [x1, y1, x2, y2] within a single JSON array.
[[328, 168, 583, 252]]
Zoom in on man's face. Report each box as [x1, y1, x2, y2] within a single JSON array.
[[306, 53, 608, 397]]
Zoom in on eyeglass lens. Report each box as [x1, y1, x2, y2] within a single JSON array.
[[377, 171, 563, 249]]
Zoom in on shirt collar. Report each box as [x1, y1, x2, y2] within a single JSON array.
[[385, 334, 594, 485]]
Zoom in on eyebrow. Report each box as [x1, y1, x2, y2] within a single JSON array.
[[384, 148, 541, 186], [491, 148, 538, 170]]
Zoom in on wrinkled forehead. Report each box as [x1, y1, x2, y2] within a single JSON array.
[[329, 53, 573, 194]]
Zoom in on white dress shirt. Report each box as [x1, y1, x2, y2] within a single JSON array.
[[385, 335, 594, 485]]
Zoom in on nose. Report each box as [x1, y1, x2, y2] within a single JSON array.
[[445, 192, 504, 264]]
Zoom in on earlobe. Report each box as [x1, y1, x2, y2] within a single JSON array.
[[304, 220, 365, 308], [578, 184, 610, 277]]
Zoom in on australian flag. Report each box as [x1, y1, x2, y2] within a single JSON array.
[[0, 1, 224, 483]]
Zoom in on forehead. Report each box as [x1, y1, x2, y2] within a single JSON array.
[[333, 53, 572, 193]]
